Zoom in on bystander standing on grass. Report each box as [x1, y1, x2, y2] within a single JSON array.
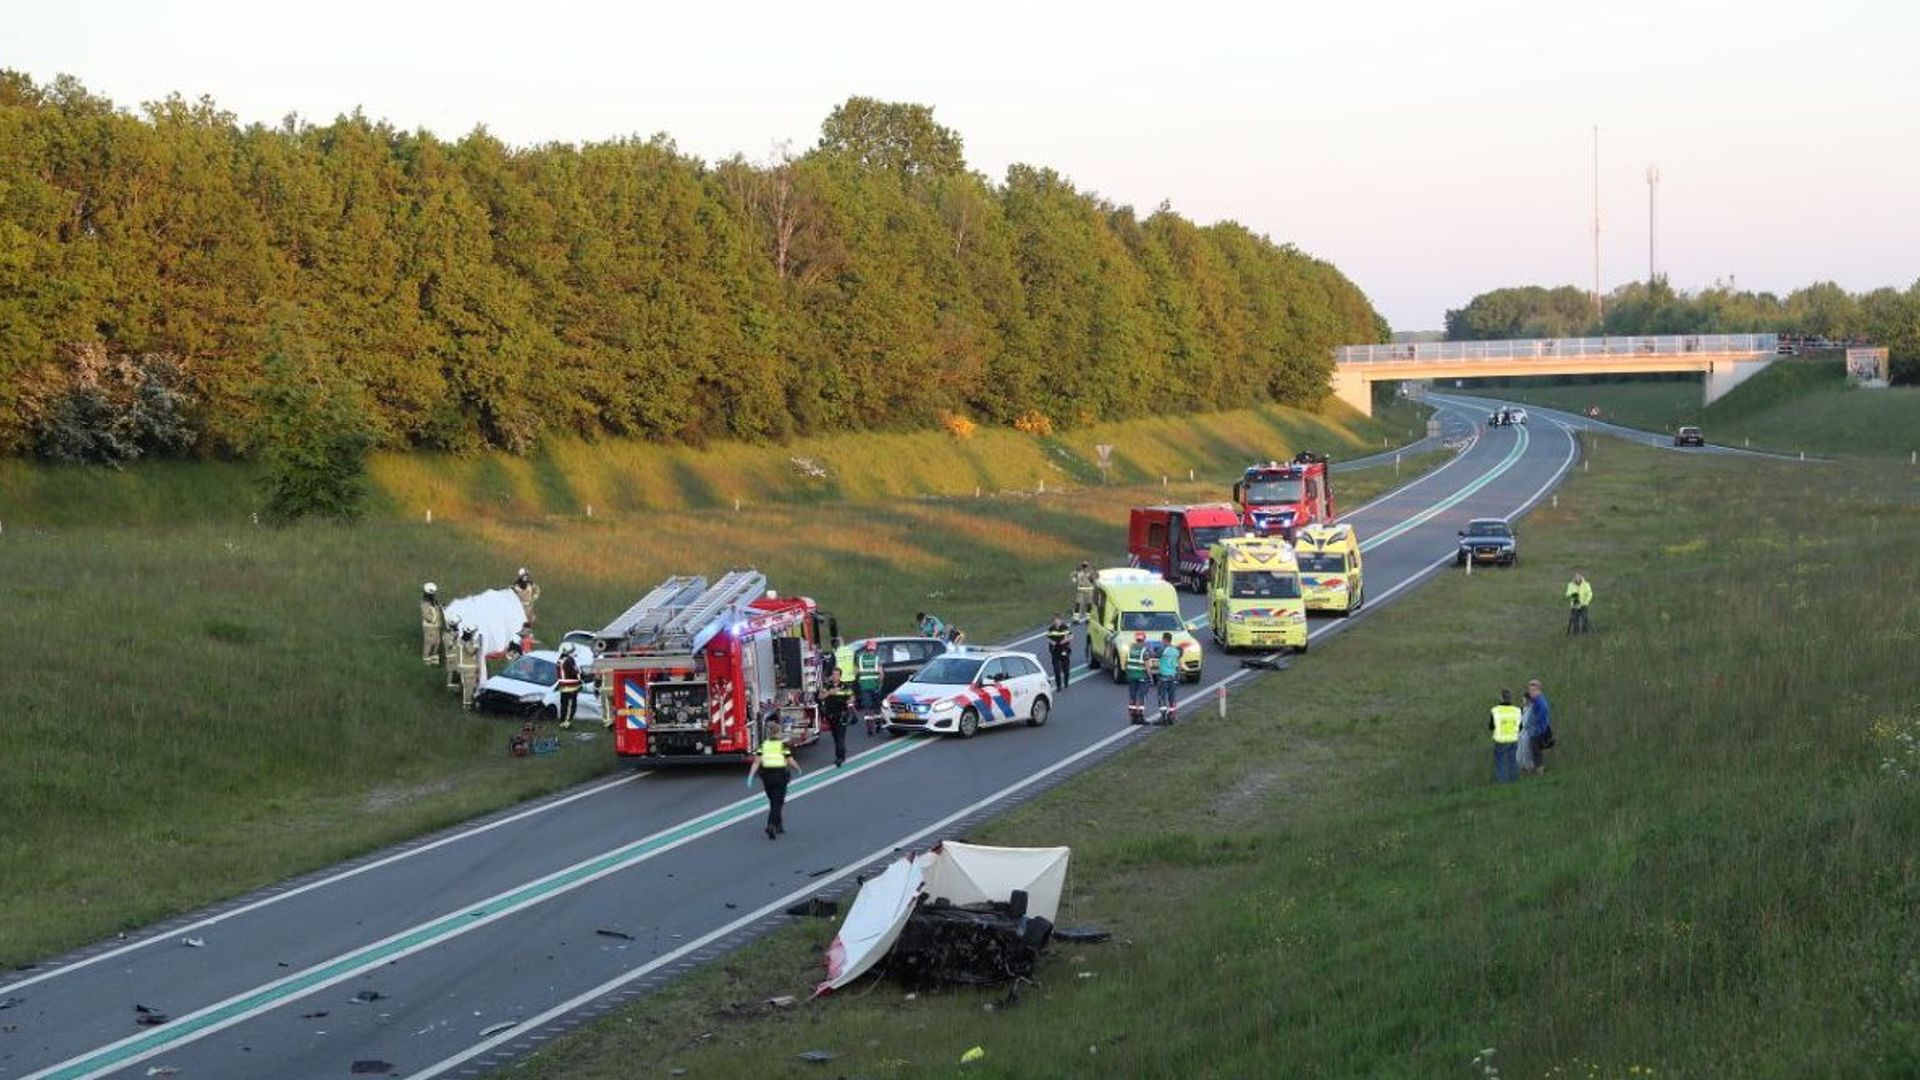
[[1565, 571, 1593, 635], [1525, 679, 1553, 774], [1490, 688, 1522, 783]]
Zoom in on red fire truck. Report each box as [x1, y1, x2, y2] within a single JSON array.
[[1127, 503, 1246, 593], [592, 571, 835, 765], [1232, 452, 1334, 540]]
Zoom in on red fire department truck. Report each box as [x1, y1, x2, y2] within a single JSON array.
[[1127, 503, 1246, 593], [1232, 452, 1334, 540], [592, 571, 835, 765]]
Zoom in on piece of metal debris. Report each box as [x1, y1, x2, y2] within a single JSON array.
[[1055, 925, 1112, 944], [478, 1021, 517, 1037], [595, 928, 636, 941], [806, 866, 835, 878], [144, 1067, 180, 1077], [349, 990, 385, 1004], [134, 1004, 170, 1026], [795, 1049, 837, 1064], [300, 1011, 330, 1020], [0, 996, 23, 1011], [349, 1061, 395, 1075], [180, 938, 205, 948], [765, 995, 797, 1009]]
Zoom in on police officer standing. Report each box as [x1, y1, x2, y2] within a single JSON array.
[[855, 639, 885, 734], [1044, 614, 1073, 691], [820, 668, 854, 766], [1124, 631, 1152, 725], [747, 731, 803, 839], [1071, 561, 1096, 623], [555, 642, 583, 729], [512, 567, 541, 626], [421, 583, 443, 665], [1489, 688, 1523, 783]]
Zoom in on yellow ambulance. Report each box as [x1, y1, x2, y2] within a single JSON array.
[[1207, 537, 1308, 652], [1087, 568, 1204, 683], [1293, 523, 1365, 616]]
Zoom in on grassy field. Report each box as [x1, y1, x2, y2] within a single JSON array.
[[0, 401, 1433, 968], [1491, 361, 1920, 459], [516, 441, 1920, 1079]]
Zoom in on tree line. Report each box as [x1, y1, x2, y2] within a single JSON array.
[[1444, 279, 1920, 381], [0, 76, 1385, 463]]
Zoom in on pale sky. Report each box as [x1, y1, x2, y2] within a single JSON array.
[[7, 0, 1917, 330]]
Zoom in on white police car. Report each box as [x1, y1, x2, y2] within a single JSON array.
[[474, 647, 601, 723], [882, 647, 1052, 738]]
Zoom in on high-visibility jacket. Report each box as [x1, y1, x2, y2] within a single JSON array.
[[758, 739, 789, 768], [513, 580, 540, 613], [1490, 704, 1523, 744], [421, 599, 442, 628], [1565, 580, 1593, 608], [557, 654, 582, 693], [1124, 643, 1150, 683], [1072, 569, 1096, 592], [1044, 624, 1071, 653], [855, 650, 883, 690]]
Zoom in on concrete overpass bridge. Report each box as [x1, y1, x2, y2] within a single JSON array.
[[1329, 333, 1780, 416]]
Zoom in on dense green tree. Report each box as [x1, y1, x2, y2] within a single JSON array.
[[0, 75, 1387, 456]]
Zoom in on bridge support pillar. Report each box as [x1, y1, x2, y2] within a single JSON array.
[[1330, 366, 1373, 417], [1703, 357, 1773, 405]]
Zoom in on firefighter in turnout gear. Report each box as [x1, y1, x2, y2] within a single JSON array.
[[1045, 615, 1073, 690], [747, 733, 803, 839], [442, 615, 464, 690], [1071, 561, 1096, 623], [556, 642, 583, 729], [856, 640, 885, 735], [456, 624, 484, 710], [421, 583, 443, 665], [1125, 631, 1152, 725], [512, 567, 540, 626]]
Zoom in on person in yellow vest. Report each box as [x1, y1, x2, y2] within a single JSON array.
[[1565, 572, 1594, 635], [746, 730, 803, 839], [512, 567, 541, 626], [1489, 688, 1523, 783], [1071, 561, 1096, 624], [855, 639, 885, 735], [420, 583, 443, 665], [1124, 631, 1152, 725]]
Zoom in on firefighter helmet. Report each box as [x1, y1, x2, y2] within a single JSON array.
[[424, 582, 437, 595], [560, 642, 576, 656]]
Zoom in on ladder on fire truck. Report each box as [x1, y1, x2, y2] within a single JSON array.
[[594, 575, 709, 653], [657, 570, 767, 652]]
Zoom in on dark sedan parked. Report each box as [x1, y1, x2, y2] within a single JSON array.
[[1674, 426, 1705, 447], [833, 636, 951, 694], [1456, 518, 1518, 567]]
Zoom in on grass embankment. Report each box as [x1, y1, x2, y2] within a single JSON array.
[[1500, 361, 1920, 458], [518, 442, 1920, 1079], [0, 401, 1431, 967]]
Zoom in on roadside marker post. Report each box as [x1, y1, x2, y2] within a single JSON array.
[[1216, 683, 1228, 720], [1395, 452, 1401, 476], [425, 509, 432, 524]]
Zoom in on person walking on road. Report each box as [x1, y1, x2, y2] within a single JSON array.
[[1489, 688, 1523, 783], [747, 732, 802, 839], [512, 567, 541, 626], [555, 642, 583, 729], [1124, 631, 1152, 725], [1565, 572, 1594, 635], [420, 583, 444, 665], [855, 639, 885, 734], [1071, 561, 1096, 623], [1525, 679, 1554, 773], [1045, 615, 1073, 691], [1154, 632, 1183, 724], [821, 668, 854, 767]]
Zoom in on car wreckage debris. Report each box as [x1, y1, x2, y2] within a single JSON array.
[[882, 892, 1054, 987], [1054, 925, 1112, 944]]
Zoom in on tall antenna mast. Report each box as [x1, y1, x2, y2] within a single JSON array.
[[1591, 125, 1602, 320], [1646, 163, 1660, 284]]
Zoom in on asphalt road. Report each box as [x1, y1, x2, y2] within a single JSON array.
[[5, 399, 1586, 1080]]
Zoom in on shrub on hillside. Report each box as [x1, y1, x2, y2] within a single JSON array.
[[252, 319, 374, 524], [30, 346, 196, 467], [942, 413, 977, 439], [1013, 410, 1054, 436]]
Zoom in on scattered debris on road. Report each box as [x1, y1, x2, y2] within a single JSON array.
[[0, 996, 23, 1011], [179, 938, 205, 948], [134, 1004, 170, 1026], [594, 928, 636, 941], [478, 1020, 517, 1037], [1239, 653, 1290, 670], [301, 1011, 330, 1019], [806, 866, 835, 878], [349, 990, 385, 1005], [349, 1060, 396, 1075], [143, 1067, 180, 1077]]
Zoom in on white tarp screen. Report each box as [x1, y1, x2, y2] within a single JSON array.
[[814, 841, 1071, 997], [444, 588, 525, 657]]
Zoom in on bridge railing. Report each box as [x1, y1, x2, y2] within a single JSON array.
[[1336, 333, 1779, 365]]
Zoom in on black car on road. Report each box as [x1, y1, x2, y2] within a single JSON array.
[[1456, 518, 1518, 567], [1674, 426, 1705, 447]]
